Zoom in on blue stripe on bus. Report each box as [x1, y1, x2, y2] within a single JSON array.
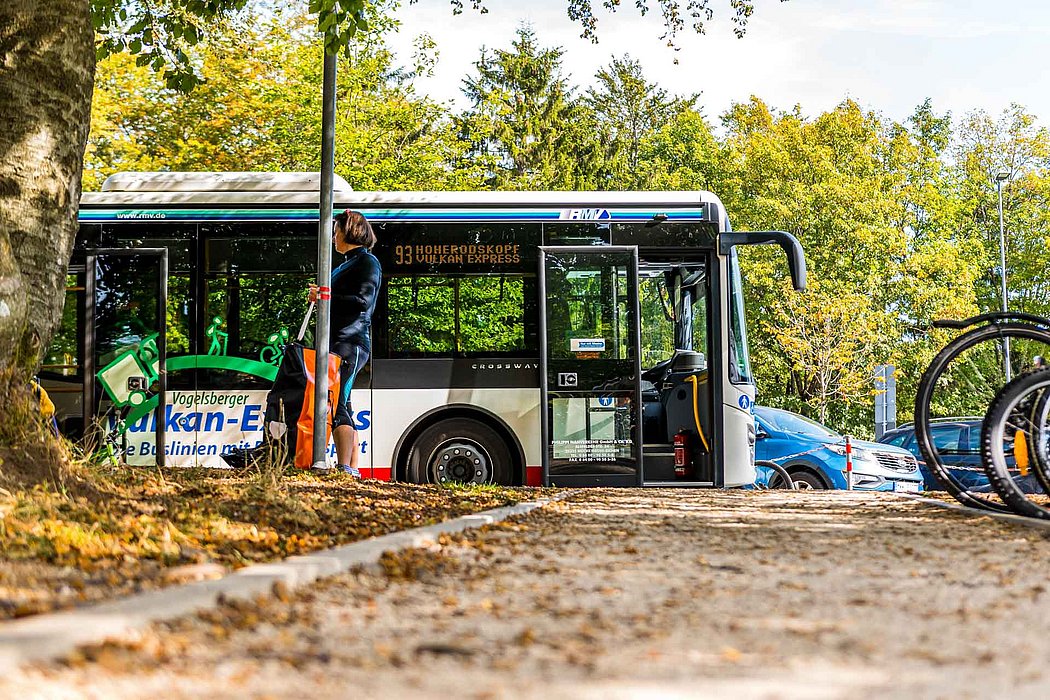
[[78, 208, 706, 223]]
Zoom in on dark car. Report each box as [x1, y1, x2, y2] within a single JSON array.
[[878, 418, 1043, 493], [878, 419, 987, 492]]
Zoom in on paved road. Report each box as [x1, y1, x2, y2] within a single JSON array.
[[7, 490, 1050, 699]]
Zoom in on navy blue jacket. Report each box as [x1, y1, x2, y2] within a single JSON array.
[[330, 247, 381, 356]]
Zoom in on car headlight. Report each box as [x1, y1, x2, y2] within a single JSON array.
[[853, 448, 879, 463], [826, 444, 877, 462]]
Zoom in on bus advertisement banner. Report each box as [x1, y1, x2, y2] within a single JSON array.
[[115, 390, 372, 469]]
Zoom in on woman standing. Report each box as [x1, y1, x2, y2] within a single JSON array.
[[310, 210, 380, 476]]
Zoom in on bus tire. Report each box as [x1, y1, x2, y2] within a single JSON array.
[[406, 418, 513, 486]]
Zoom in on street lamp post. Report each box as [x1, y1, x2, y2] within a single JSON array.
[[996, 170, 1011, 381]]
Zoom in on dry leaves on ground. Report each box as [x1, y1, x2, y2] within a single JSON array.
[[0, 463, 536, 620]]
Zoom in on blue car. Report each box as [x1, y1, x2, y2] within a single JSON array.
[[754, 406, 923, 492]]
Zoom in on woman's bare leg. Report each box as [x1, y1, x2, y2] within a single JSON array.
[[349, 428, 360, 470], [334, 425, 354, 465]]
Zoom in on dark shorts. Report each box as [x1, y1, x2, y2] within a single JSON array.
[[333, 345, 369, 429]]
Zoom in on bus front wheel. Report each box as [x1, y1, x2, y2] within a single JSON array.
[[406, 418, 513, 486]]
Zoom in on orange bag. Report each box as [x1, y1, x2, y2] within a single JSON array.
[[294, 348, 342, 469]]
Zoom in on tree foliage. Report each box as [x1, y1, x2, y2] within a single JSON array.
[[458, 26, 600, 189], [564, 0, 789, 45], [79, 13, 1050, 437], [584, 56, 696, 189], [18, 0, 1050, 473], [89, 0, 783, 94], [86, 3, 481, 191]]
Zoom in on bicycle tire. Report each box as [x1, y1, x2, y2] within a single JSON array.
[[1023, 376, 1050, 495], [915, 321, 1050, 512], [997, 370, 1050, 495], [981, 367, 1050, 518]]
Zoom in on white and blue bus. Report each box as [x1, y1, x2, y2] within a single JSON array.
[[42, 172, 805, 487]]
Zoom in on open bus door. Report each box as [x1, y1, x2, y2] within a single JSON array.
[[539, 246, 643, 487], [83, 249, 168, 466]]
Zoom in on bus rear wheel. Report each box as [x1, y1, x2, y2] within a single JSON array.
[[406, 418, 513, 486]]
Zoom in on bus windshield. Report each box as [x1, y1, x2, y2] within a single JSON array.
[[728, 250, 752, 384]]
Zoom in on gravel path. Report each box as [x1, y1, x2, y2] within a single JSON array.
[[6, 489, 1050, 699]]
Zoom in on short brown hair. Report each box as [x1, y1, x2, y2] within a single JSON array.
[[334, 209, 376, 250]]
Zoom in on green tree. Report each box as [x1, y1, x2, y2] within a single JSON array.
[[458, 26, 601, 189], [583, 55, 695, 189], [878, 100, 981, 422], [715, 99, 908, 433], [763, 283, 886, 425], [86, 3, 480, 192], [953, 104, 1050, 318], [641, 108, 726, 191], [901, 103, 1050, 421]]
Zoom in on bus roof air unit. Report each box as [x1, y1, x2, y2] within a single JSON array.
[[100, 171, 354, 194]]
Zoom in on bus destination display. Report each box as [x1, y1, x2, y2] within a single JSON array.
[[392, 244, 521, 267]]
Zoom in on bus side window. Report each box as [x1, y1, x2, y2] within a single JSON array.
[[385, 274, 531, 358], [203, 230, 314, 383], [458, 276, 527, 354], [386, 276, 455, 356]]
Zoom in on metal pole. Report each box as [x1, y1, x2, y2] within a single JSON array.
[[312, 47, 338, 467], [156, 250, 167, 468], [997, 178, 1011, 381], [845, 435, 853, 490]]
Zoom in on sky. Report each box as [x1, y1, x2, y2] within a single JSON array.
[[386, 0, 1050, 126]]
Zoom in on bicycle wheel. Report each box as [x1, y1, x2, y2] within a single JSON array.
[[1027, 378, 1050, 494], [915, 321, 1050, 511], [981, 368, 1050, 518]]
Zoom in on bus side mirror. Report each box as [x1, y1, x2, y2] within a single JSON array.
[[756, 426, 769, 440], [718, 231, 807, 292]]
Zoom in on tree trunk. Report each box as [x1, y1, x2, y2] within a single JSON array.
[[0, 0, 94, 452]]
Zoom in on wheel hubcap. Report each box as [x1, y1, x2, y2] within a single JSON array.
[[431, 440, 492, 485]]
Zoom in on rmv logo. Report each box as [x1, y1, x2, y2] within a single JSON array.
[[559, 208, 611, 220]]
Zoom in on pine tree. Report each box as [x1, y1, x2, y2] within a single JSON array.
[[458, 26, 599, 190]]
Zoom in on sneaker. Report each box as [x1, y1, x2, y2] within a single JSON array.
[[339, 464, 361, 478], [309, 462, 336, 474]]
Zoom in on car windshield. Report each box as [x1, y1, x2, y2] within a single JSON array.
[[757, 407, 841, 439]]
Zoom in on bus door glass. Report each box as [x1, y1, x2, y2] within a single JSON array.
[[635, 260, 714, 483], [85, 249, 168, 467], [539, 246, 643, 487], [39, 268, 85, 436]]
